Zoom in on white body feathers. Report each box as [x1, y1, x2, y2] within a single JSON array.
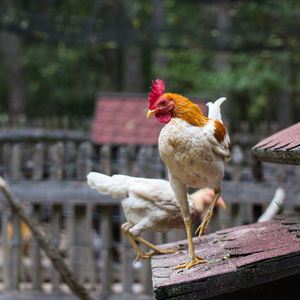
[[87, 172, 200, 236]]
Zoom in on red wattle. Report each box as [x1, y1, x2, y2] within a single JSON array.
[[155, 111, 171, 124]]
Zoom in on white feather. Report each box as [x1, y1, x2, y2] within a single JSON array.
[[87, 172, 132, 198], [207, 97, 226, 123], [257, 187, 285, 222]]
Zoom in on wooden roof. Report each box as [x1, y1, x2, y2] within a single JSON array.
[[252, 122, 300, 165], [91, 93, 207, 145], [151, 216, 300, 299]]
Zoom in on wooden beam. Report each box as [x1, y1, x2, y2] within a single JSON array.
[[1, 180, 299, 206], [252, 148, 300, 165]]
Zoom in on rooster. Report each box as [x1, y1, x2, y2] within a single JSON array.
[[147, 79, 231, 269], [87, 172, 226, 260]]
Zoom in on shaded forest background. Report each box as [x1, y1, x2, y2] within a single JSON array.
[[0, 0, 299, 133]]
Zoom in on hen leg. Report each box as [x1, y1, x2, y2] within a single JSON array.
[[134, 235, 179, 256], [196, 187, 220, 238], [121, 223, 177, 261], [121, 223, 151, 260], [170, 176, 206, 270]]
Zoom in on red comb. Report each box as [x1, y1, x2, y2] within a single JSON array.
[[148, 79, 165, 109]]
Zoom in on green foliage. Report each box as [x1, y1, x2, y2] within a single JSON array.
[[20, 41, 104, 116], [0, 0, 299, 126]]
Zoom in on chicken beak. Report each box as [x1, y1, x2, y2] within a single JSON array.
[[147, 109, 157, 118], [218, 197, 227, 210]]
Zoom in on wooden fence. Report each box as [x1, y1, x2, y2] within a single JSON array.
[[0, 128, 299, 299]]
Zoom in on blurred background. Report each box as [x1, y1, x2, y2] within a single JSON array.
[[1, 0, 299, 130], [0, 0, 300, 299]]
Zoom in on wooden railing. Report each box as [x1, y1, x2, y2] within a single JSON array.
[[0, 128, 299, 299]]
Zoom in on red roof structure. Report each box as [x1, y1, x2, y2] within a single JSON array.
[[252, 122, 300, 165], [91, 94, 207, 145]]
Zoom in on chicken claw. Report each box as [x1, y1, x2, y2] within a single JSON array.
[[173, 254, 206, 270], [136, 251, 156, 261], [136, 247, 178, 261], [195, 209, 213, 238], [195, 189, 220, 239]]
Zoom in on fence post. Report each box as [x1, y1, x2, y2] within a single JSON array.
[[76, 142, 92, 180], [11, 143, 22, 179], [33, 143, 44, 180], [2, 204, 10, 287], [71, 205, 87, 283], [85, 204, 96, 288], [31, 204, 42, 290], [49, 142, 64, 180], [100, 145, 112, 175], [100, 205, 113, 298], [120, 211, 134, 295], [64, 141, 76, 179], [51, 204, 62, 290], [7, 210, 22, 289], [135, 146, 155, 296]]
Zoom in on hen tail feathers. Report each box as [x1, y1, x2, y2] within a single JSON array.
[[87, 172, 131, 198], [206, 97, 226, 123]]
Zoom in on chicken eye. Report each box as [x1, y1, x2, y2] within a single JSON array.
[[161, 101, 166, 105]]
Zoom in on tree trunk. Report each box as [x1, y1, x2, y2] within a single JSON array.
[[123, 46, 143, 92]]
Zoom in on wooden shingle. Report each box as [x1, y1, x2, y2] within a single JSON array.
[[151, 217, 300, 299]]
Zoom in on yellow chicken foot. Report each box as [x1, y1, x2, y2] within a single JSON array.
[[196, 189, 221, 239], [174, 219, 206, 270], [136, 250, 156, 261]]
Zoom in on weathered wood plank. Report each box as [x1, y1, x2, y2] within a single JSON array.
[[8, 211, 22, 289], [71, 205, 86, 283], [1, 204, 10, 285], [152, 218, 300, 300], [31, 204, 42, 290], [85, 204, 96, 287], [51, 204, 62, 290], [48, 142, 64, 180], [11, 143, 22, 180], [2, 143, 11, 178], [0, 128, 89, 142], [33, 143, 45, 180], [76, 142, 92, 180], [64, 141, 76, 179], [100, 145, 112, 175], [252, 147, 300, 165], [120, 210, 134, 294], [0, 181, 122, 205], [100, 205, 113, 297], [0, 291, 153, 300]]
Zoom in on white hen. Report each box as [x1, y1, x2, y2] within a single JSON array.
[[87, 172, 225, 260]]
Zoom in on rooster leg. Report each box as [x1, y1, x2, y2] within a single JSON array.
[[195, 187, 221, 239], [170, 176, 206, 270]]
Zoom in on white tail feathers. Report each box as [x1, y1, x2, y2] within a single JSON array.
[[207, 97, 226, 123], [87, 172, 131, 198]]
